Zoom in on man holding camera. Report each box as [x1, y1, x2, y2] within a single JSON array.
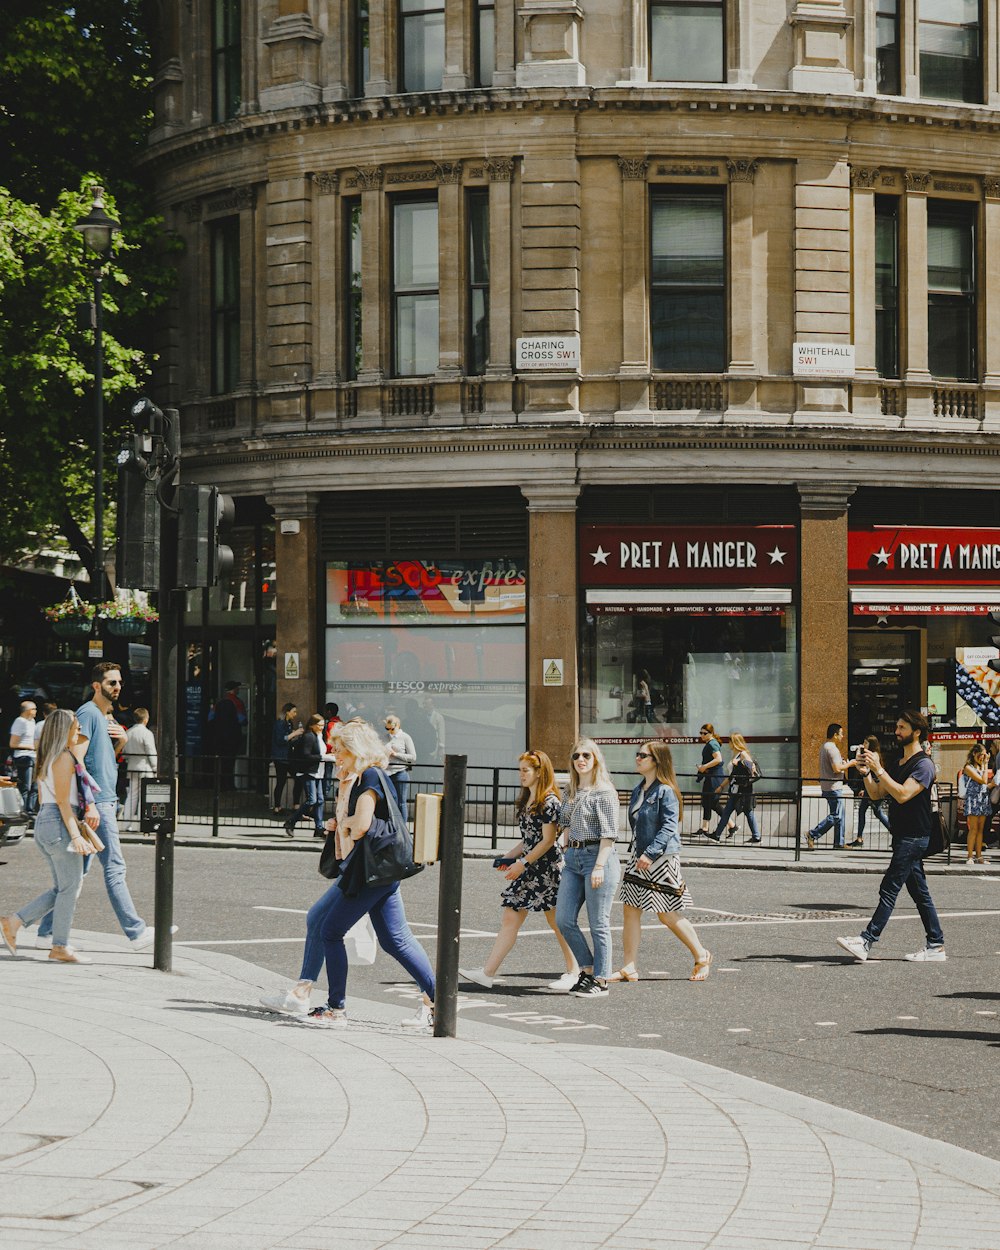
[[837, 708, 945, 964]]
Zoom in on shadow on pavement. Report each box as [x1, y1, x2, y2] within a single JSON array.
[[856, 1025, 1000, 1048]]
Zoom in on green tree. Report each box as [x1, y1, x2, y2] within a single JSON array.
[[0, 2, 174, 569]]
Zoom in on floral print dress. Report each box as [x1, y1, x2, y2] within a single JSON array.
[[500, 793, 562, 912]]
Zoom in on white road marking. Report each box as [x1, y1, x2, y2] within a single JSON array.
[[815, 1021, 838, 1027], [253, 906, 309, 915], [974, 1010, 997, 1017], [637, 1033, 662, 1039], [897, 1015, 919, 1021], [176, 938, 306, 946], [728, 1027, 751, 1033]]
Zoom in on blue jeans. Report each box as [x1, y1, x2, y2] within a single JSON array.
[[38, 802, 145, 941], [290, 777, 324, 832], [862, 836, 944, 948], [389, 771, 410, 825], [14, 755, 35, 816], [809, 793, 846, 847], [323, 761, 336, 801], [856, 794, 891, 840], [299, 876, 435, 1009], [555, 844, 621, 981], [714, 794, 761, 841], [16, 805, 85, 946]]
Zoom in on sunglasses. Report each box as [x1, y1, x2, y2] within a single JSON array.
[[104, 679, 123, 687], [571, 751, 593, 761], [635, 751, 652, 759]]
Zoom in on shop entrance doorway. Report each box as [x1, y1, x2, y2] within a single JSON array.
[[848, 627, 922, 755]]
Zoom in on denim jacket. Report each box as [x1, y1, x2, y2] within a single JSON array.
[[628, 779, 681, 859]]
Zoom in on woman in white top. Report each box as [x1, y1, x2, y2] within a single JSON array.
[[1, 710, 99, 964], [555, 738, 621, 997]]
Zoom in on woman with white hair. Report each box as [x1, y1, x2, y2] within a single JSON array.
[[554, 739, 621, 998], [260, 719, 435, 1028]]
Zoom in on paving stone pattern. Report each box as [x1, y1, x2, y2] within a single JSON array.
[[1, 933, 998, 1249]]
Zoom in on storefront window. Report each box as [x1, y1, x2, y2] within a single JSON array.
[[325, 558, 526, 768], [579, 524, 798, 781]]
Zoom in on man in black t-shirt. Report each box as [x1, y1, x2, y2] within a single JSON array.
[[836, 709, 945, 964]]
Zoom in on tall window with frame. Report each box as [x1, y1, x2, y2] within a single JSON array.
[[346, 200, 363, 380], [649, 0, 724, 83], [467, 190, 490, 376], [393, 198, 439, 377], [399, 0, 445, 92], [212, 0, 241, 122], [352, 0, 371, 97], [927, 201, 977, 382], [651, 189, 726, 373], [475, 0, 496, 87], [210, 217, 240, 395], [875, 196, 900, 379], [919, 0, 981, 103], [875, 0, 900, 94]]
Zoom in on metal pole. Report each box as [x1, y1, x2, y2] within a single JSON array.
[[153, 448, 179, 974], [490, 767, 500, 849], [212, 756, 221, 837], [434, 753, 466, 1039], [93, 266, 105, 600]]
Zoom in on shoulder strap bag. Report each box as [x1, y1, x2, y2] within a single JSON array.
[[361, 768, 424, 888]]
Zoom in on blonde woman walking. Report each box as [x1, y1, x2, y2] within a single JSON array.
[[1, 710, 101, 964], [555, 739, 621, 998], [460, 749, 579, 992], [710, 733, 762, 844], [613, 740, 712, 983]]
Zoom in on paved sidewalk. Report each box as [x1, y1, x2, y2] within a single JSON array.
[[2, 933, 999, 1250]]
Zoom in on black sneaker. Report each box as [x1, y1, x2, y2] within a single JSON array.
[[571, 977, 609, 998], [568, 972, 593, 994]]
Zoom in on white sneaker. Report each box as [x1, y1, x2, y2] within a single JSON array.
[[837, 935, 872, 962], [129, 925, 179, 951], [548, 970, 580, 992], [400, 1002, 434, 1029], [259, 988, 310, 1016], [459, 966, 494, 989], [905, 945, 947, 962]]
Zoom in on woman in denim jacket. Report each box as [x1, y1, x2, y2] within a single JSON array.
[[612, 739, 712, 983]]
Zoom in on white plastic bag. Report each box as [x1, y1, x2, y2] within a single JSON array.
[[344, 915, 378, 965]]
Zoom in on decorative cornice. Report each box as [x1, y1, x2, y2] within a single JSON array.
[[184, 198, 203, 223], [204, 185, 256, 215], [904, 170, 932, 194], [311, 171, 339, 195], [797, 483, 858, 518], [985, 177, 1000, 199], [484, 157, 515, 182], [434, 161, 463, 184], [617, 157, 649, 181], [354, 165, 384, 191], [726, 158, 759, 184], [850, 166, 880, 189], [520, 483, 581, 512]]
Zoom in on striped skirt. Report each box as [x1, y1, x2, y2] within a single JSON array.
[[618, 852, 693, 915]]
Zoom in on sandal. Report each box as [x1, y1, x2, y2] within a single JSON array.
[[690, 951, 713, 982], [607, 967, 639, 983]]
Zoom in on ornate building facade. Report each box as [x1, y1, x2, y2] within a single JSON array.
[[145, 1, 1000, 779]]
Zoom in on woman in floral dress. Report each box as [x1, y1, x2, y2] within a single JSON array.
[[460, 750, 579, 991]]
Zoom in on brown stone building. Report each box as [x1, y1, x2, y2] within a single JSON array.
[[145, 1, 1000, 783]]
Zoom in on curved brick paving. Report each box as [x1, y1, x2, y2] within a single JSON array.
[[0, 934, 998, 1250]]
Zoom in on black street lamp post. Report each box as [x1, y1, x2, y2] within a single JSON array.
[[74, 186, 120, 601]]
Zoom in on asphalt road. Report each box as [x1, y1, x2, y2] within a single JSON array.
[[3, 838, 1000, 1160]]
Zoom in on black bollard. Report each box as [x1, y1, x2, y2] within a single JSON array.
[[434, 753, 466, 1038]]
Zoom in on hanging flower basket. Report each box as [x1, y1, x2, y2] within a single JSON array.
[[106, 617, 147, 639], [52, 618, 94, 639]]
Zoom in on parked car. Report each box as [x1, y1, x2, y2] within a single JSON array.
[[0, 779, 25, 848], [16, 661, 87, 709]]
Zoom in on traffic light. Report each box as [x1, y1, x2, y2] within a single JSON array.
[[177, 484, 235, 587], [115, 446, 160, 589]]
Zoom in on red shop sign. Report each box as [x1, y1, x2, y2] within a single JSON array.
[[579, 525, 797, 588], [849, 526, 1000, 585]]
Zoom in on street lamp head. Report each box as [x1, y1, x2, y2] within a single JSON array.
[[74, 186, 120, 256]]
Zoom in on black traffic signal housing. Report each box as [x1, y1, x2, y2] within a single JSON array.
[[177, 484, 235, 587], [115, 441, 161, 590]]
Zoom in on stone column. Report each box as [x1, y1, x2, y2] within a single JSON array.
[[902, 171, 932, 421], [436, 162, 463, 376], [617, 0, 647, 85], [485, 159, 514, 374], [618, 158, 649, 373], [727, 158, 758, 375], [522, 484, 580, 760], [493, 0, 517, 87], [269, 492, 320, 717], [797, 483, 856, 780], [260, 0, 322, 111], [901, 0, 919, 98], [850, 167, 883, 419], [311, 171, 340, 389], [983, 179, 1000, 425], [366, 0, 392, 94], [443, 0, 470, 88], [356, 166, 384, 385]]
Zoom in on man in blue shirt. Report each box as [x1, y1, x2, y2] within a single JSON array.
[[837, 709, 945, 963], [38, 662, 159, 950]]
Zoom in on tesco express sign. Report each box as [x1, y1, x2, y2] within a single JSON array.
[[515, 335, 581, 370]]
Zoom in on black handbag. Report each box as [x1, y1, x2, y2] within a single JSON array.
[[360, 768, 424, 888], [923, 810, 947, 859], [318, 830, 341, 879]]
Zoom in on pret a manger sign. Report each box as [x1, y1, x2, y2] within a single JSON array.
[[850, 527, 1000, 584], [580, 525, 797, 588]]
